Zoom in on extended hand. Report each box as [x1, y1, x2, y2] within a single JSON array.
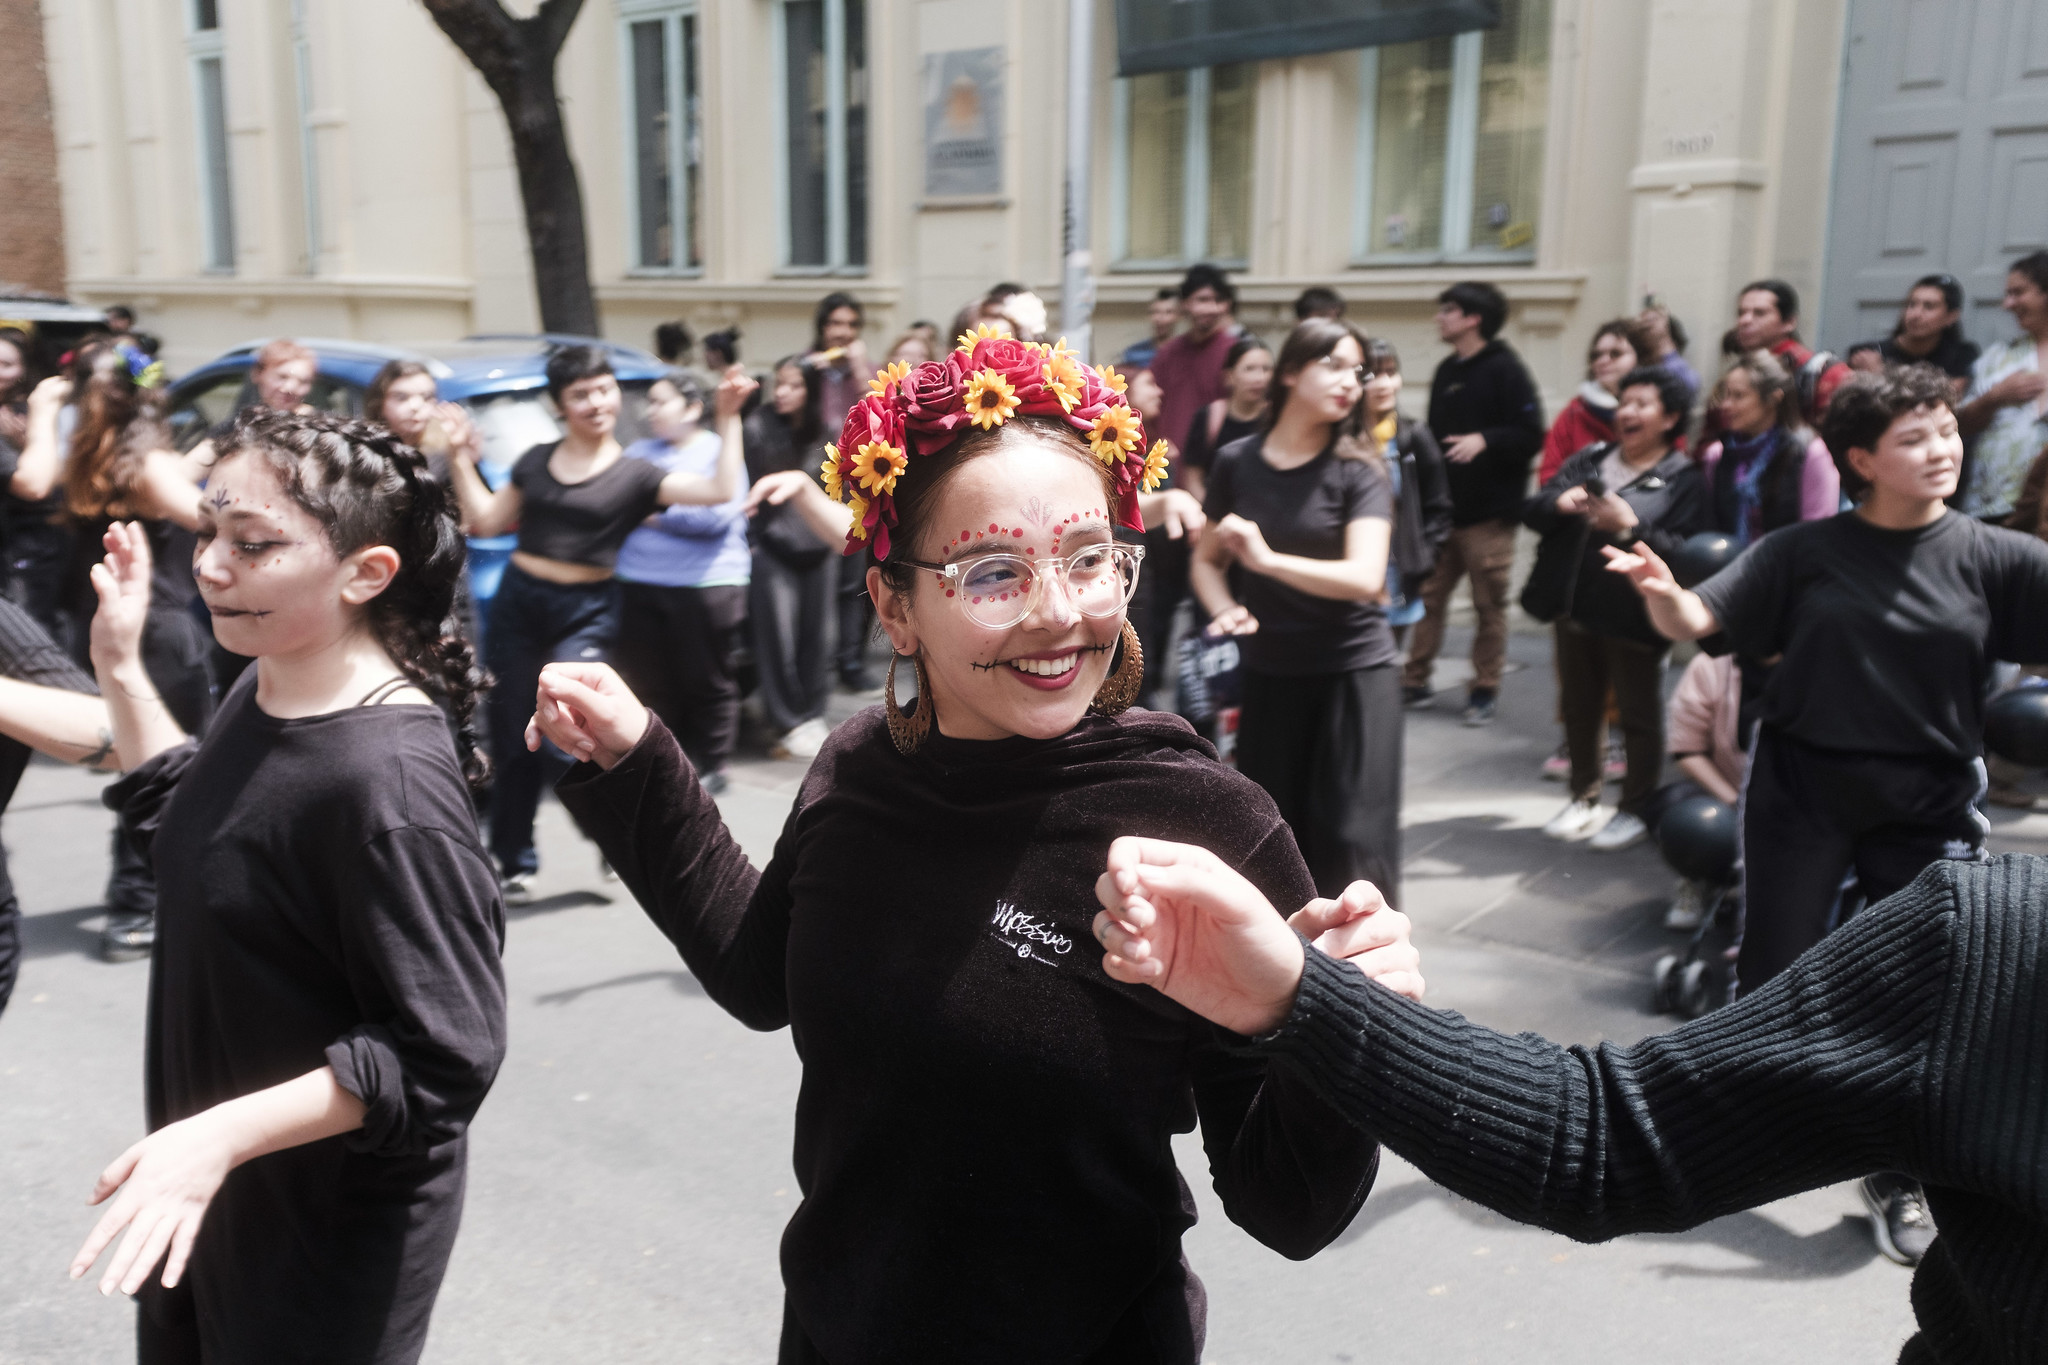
[[715, 365, 759, 421], [528, 662, 651, 770], [70, 1114, 235, 1296], [1601, 540, 1680, 600], [1288, 881, 1424, 1001], [87, 523, 154, 678], [1444, 432, 1487, 464], [746, 469, 814, 515], [1150, 488, 1206, 543], [27, 374, 72, 416], [1092, 838, 1305, 1035], [1211, 513, 1272, 570], [437, 401, 479, 462], [1207, 603, 1259, 636]]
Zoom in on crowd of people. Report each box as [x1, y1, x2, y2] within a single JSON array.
[[0, 246, 2043, 1364]]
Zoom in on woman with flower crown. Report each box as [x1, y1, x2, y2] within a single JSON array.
[[525, 328, 1421, 1364]]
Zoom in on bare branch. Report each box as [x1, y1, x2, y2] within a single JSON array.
[[533, 0, 588, 59], [419, 0, 522, 94]]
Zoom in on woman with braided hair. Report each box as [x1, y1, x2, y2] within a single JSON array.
[[527, 334, 1417, 1363], [67, 408, 506, 1364]]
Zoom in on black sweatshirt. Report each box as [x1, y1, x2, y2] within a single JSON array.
[[1694, 511, 2048, 761], [1425, 340, 1546, 526], [109, 674, 507, 1365], [1249, 854, 2048, 1365], [557, 709, 1379, 1364]]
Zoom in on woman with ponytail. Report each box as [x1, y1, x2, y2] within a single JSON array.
[[69, 408, 506, 1364]]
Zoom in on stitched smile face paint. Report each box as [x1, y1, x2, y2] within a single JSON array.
[[879, 435, 1128, 742], [194, 454, 367, 660]]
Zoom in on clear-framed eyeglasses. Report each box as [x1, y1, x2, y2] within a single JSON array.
[[899, 542, 1146, 630]]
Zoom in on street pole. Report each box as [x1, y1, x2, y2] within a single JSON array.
[[1062, 0, 1096, 361]]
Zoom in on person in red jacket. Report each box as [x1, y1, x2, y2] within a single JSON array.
[[1537, 319, 1651, 484], [1732, 279, 1850, 428]]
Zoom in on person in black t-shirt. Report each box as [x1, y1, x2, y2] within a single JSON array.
[[1605, 364, 2048, 1265], [1177, 335, 1272, 503], [1193, 319, 1403, 903], [444, 344, 752, 897], [1846, 273, 1980, 397]]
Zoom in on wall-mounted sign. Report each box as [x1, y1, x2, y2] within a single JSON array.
[[924, 47, 1004, 199]]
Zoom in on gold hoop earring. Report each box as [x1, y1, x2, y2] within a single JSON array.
[[1088, 621, 1145, 717], [885, 650, 934, 754]]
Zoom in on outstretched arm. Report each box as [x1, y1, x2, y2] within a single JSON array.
[[88, 523, 188, 770], [1094, 837, 1958, 1244], [71, 1067, 364, 1296], [0, 679, 118, 768], [1601, 541, 1720, 641], [656, 367, 759, 507], [541, 663, 793, 1030]]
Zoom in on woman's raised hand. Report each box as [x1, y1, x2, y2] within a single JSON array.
[[527, 663, 651, 771], [88, 522, 154, 679], [1289, 881, 1424, 1002], [1207, 603, 1258, 637], [1092, 838, 1308, 1036], [1210, 513, 1273, 571], [715, 365, 759, 422]]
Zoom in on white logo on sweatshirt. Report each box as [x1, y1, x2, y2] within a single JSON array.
[[990, 901, 1072, 966]]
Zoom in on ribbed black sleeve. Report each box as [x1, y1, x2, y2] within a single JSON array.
[[1249, 855, 2048, 1365]]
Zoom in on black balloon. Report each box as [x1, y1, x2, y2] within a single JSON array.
[[1669, 531, 1740, 588], [1656, 795, 1739, 884], [1985, 687, 2048, 768]]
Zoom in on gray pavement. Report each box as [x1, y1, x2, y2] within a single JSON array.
[[4, 622, 2045, 1363]]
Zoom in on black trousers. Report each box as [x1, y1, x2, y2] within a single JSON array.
[[0, 596, 98, 1016], [1136, 525, 1190, 705], [615, 581, 746, 773], [751, 549, 833, 733], [1235, 663, 1404, 904], [1554, 619, 1666, 814], [483, 565, 622, 877], [834, 550, 874, 681], [1736, 728, 1986, 996]]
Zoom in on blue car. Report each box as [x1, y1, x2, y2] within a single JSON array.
[[164, 333, 673, 616]]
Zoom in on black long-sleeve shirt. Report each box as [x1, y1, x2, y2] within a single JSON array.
[[109, 674, 507, 1364], [1427, 340, 1546, 526], [557, 708, 1380, 1364], [1249, 854, 2048, 1365]]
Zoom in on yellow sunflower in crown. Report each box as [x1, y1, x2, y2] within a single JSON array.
[[1043, 350, 1085, 414], [1088, 406, 1144, 465], [1097, 364, 1129, 396], [846, 492, 872, 541], [850, 440, 908, 495], [867, 360, 913, 398], [1140, 440, 1171, 493], [955, 321, 1009, 353], [820, 445, 844, 501], [963, 368, 1020, 429]]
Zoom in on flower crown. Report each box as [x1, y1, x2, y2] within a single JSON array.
[[818, 326, 1169, 558]]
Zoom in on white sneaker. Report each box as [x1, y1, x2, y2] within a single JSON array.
[[1589, 811, 1648, 852], [1542, 797, 1608, 841], [1663, 880, 1703, 932], [772, 716, 833, 761]]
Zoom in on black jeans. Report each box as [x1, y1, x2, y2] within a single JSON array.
[[834, 550, 874, 682], [615, 581, 747, 773], [751, 549, 833, 733], [1234, 664, 1404, 904], [1136, 525, 1190, 705], [1735, 728, 1986, 996], [0, 596, 98, 1015], [483, 565, 622, 877], [1554, 619, 1666, 815]]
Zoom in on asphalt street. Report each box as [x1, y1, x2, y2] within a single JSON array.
[[4, 623, 2044, 1364]]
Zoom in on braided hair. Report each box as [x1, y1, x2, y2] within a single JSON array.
[[215, 408, 492, 788]]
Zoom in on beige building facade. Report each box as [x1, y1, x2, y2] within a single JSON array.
[[39, 0, 1871, 409]]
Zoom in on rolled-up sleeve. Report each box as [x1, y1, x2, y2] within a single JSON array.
[[325, 825, 507, 1158], [103, 739, 201, 865]]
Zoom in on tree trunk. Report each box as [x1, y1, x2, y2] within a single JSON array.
[[421, 0, 598, 337]]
